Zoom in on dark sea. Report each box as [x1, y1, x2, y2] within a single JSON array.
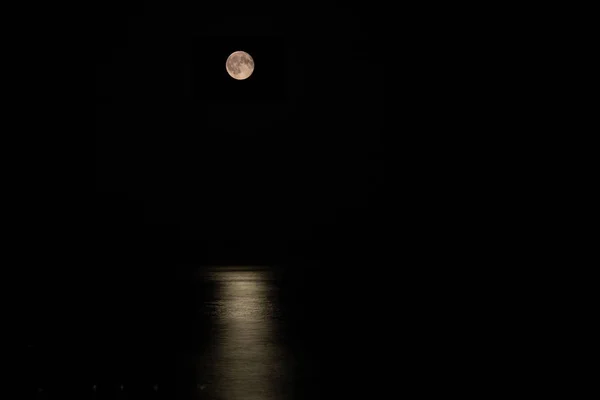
[[24, 264, 396, 399]]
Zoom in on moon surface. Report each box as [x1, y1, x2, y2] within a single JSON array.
[[226, 51, 254, 80]]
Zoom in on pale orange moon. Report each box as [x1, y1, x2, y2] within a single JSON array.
[[226, 51, 254, 80]]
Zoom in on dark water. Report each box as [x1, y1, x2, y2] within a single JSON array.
[[24, 262, 477, 398], [24, 265, 383, 399]]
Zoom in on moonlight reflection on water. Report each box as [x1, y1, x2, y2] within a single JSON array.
[[198, 268, 287, 400]]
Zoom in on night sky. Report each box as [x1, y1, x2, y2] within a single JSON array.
[[94, 3, 386, 265]]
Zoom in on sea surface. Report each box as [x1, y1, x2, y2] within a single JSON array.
[[24, 265, 381, 399]]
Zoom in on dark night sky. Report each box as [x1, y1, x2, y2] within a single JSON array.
[[94, 3, 387, 264]]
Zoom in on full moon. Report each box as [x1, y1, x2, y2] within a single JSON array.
[[226, 51, 254, 80]]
